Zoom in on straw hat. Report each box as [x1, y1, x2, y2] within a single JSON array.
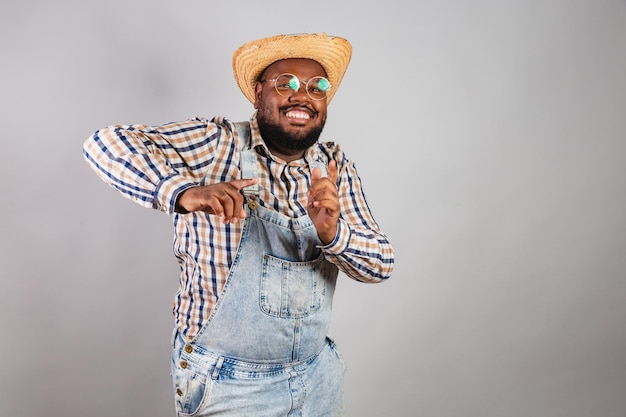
[[232, 33, 352, 105]]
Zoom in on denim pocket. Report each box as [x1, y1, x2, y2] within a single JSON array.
[[326, 336, 348, 374], [260, 254, 330, 319]]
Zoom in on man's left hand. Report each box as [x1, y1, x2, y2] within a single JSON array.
[[307, 160, 340, 245]]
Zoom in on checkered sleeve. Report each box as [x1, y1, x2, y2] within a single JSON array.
[[82, 117, 216, 214], [321, 147, 395, 283]]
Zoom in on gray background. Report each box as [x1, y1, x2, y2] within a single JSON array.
[[2, 1, 626, 416]]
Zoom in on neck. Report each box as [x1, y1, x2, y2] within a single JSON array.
[[266, 144, 306, 163]]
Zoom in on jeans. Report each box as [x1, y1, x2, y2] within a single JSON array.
[[172, 331, 346, 416]]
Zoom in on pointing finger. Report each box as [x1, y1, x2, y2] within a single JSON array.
[[328, 160, 337, 184], [229, 178, 258, 190]]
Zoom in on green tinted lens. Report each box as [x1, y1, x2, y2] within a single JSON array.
[[316, 77, 331, 92], [288, 76, 300, 91], [274, 74, 298, 96], [307, 77, 331, 100]]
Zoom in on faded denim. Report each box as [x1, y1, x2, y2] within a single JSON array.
[[171, 144, 345, 416]]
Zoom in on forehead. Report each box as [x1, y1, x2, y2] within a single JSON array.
[[262, 58, 327, 79]]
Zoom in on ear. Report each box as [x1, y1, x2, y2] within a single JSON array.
[[254, 82, 263, 109]]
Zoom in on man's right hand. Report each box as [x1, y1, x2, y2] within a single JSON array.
[[175, 178, 258, 224]]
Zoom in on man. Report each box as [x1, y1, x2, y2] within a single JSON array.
[[83, 33, 394, 417]]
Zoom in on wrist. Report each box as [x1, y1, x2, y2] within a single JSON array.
[[174, 186, 197, 214]]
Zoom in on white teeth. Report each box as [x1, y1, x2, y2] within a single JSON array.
[[286, 111, 310, 119]]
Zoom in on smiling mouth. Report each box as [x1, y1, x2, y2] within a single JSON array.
[[284, 107, 314, 123]]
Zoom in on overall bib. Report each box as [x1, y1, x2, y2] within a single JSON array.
[[171, 125, 345, 416]]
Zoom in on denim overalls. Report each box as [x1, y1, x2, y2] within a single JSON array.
[[171, 123, 345, 416]]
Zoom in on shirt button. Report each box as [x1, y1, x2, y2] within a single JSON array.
[[185, 345, 193, 353], [176, 388, 183, 396], [248, 200, 257, 210], [180, 360, 188, 369]]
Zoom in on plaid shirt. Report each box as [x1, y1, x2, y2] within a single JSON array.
[[83, 114, 394, 337]]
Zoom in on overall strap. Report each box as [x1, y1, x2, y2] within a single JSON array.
[[234, 121, 251, 151], [309, 143, 329, 178], [234, 121, 259, 199], [309, 156, 328, 178]]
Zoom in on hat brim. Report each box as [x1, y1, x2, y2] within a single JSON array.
[[233, 33, 352, 105]]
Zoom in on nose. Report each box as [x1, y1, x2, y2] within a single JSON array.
[[288, 86, 310, 102]]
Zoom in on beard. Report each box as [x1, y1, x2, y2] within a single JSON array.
[[256, 105, 326, 153]]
